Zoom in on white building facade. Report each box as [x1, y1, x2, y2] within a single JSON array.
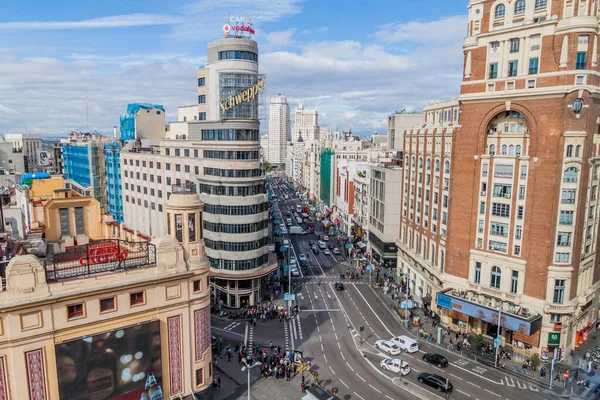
[[4, 133, 43, 172], [267, 96, 290, 168]]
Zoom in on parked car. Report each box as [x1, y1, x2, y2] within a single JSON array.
[[375, 340, 402, 356], [282, 239, 290, 247], [290, 256, 297, 265], [308, 240, 316, 247], [335, 282, 345, 291], [380, 359, 411, 376], [417, 373, 453, 393], [332, 248, 341, 255], [422, 353, 449, 368]]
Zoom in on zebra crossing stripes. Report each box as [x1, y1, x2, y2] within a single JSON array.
[[296, 315, 303, 340], [453, 358, 540, 392], [223, 322, 241, 331], [283, 319, 290, 349], [248, 325, 254, 349]]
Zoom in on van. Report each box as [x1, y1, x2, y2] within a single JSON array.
[[391, 335, 419, 353]]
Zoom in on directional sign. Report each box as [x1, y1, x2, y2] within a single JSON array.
[[493, 337, 502, 348], [284, 293, 296, 301], [346, 243, 354, 249], [400, 300, 414, 309], [366, 265, 376, 271]]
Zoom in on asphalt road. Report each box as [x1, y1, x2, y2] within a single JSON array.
[[267, 182, 557, 400]]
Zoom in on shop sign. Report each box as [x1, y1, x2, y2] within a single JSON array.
[[219, 78, 266, 115], [548, 332, 561, 347], [436, 290, 543, 336], [223, 16, 255, 37]]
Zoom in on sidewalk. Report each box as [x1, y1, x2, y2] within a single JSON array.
[[368, 283, 590, 398]]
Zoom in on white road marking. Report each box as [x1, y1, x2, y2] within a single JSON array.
[[505, 377, 515, 387], [340, 379, 349, 388], [385, 396, 394, 400], [467, 381, 481, 388], [340, 351, 346, 360], [319, 335, 322, 342], [369, 384, 381, 393], [457, 389, 471, 397], [353, 392, 366, 400], [337, 342, 341, 350], [352, 285, 394, 336], [329, 365, 335, 374], [346, 361, 354, 371], [529, 384, 539, 392], [484, 389, 501, 397], [212, 327, 245, 338], [450, 362, 504, 385], [356, 374, 366, 382], [449, 373, 463, 380], [324, 354, 328, 363], [334, 333, 338, 341], [317, 326, 320, 333], [292, 318, 298, 340]]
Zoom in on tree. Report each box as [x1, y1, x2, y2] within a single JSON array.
[[264, 161, 274, 173], [530, 353, 541, 371], [474, 334, 484, 349]]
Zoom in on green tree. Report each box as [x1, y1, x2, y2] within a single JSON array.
[[529, 353, 541, 371], [474, 334, 484, 349], [264, 161, 274, 173]]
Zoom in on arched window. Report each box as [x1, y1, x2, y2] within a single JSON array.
[[566, 145, 573, 157], [514, 0, 526, 14], [411, 156, 416, 167], [516, 145, 522, 156], [489, 144, 496, 155], [427, 159, 431, 170], [495, 4, 506, 18], [419, 158, 423, 168], [575, 145, 582, 157], [501, 144, 507, 155], [509, 145, 515, 155], [444, 161, 450, 174], [564, 167, 579, 183], [435, 160, 440, 172], [490, 266, 502, 289], [405, 156, 409, 166]]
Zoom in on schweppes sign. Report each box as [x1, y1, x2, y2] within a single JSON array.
[[220, 78, 266, 115]]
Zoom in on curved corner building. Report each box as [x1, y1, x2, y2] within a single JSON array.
[[190, 37, 273, 308]]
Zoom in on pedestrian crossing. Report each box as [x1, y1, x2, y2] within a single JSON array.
[[248, 324, 254, 349], [283, 318, 290, 349], [452, 358, 541, 392], [296, 315, 303, 340]]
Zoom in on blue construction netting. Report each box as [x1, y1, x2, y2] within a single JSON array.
[[120, 103, 165, 141], [20, 172, 51, 187]]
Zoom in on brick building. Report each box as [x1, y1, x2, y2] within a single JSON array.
[[412, 0, 600, 357]]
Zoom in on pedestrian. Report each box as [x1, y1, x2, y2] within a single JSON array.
[[217, 377, 221, 389], [270, 341, 274, 351], [540, 366, 547, 378]]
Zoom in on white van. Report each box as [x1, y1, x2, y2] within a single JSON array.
[[390, 335, 419, 353]]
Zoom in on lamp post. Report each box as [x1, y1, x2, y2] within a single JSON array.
[[241, 359, 261, 400]]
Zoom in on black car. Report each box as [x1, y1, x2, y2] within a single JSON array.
[[308, 240, 316, 247], [335, 282, 345, 291], [312, 246, 319, 254], [328, 243, 335, 250], [422, 353, 449, 368], [417, 373, 452, 393]]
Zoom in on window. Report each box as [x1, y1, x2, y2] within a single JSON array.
[[67, 304, 84, 319], [435, 160, 440, 172], [199, 112, 207, 120], [474, 262, 481, 284], [530, 35, 541, 51], [130, 291, 145, 306], [193, 279, 202, 292], [444, 161, 450, 173], [575, 145, 581, 157], [566, 145, 573, 157], [589, 205, 595, 219], [495, 164, 512, 178], [557, 232, 572, 246], [100, 297, 116, 312], [490, 222, 509, 237], [196, 368, 204, 386], [520, 165, 527, 180], [489, 63, 498, 79], [480, 201, 486, 214], [509, 270, 519, 294], [535, 0, 547, 9], [198, 77, 205, 86], [516, 225, 522, 239], [564, 167, 579, 183], [491, 203, 510, 217], [490, 266, 502, 289], [495, 4, 506, 18], [514, 0, 526, 14], [528, 57, 539, 74], [199, 95, 206, 104], [501, 144, 507, 155], [508, 60, 518, 77], [517, 205, 524, 219], [482, 163, 488, 177], [559, 210, 574, 225], [555, 252, 569, 263], [514, 245, 521, 255], [510, 38, 520, 53], [562, 189, 576, 204], [576, 52, 587, 69], [553, 279, 566, 304], [516, 145, 522, 155], [550, 314, 562, 323], [489, 240, 508, 252], [489, 144, 496, 155]]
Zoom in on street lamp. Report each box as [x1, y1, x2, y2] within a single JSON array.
[[241, 359, 261, 400]]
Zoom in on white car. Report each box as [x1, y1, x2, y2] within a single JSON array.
[[323, 235, 329, 241], [291, 266, 300, 277], [375, 340, 402, 356], [323, 248, 331, 255], [283, 239, 290, 247], [318, 241, 327, 249], [290, 256, 297, 265], [380, 359, 411, 376]]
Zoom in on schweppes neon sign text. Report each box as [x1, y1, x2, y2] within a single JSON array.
[[220, 78, 266, 115]]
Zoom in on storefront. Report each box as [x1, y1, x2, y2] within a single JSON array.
[[369, 232, 397, 269], [436, 289, 543, 350], [575, 322, 592, 347]]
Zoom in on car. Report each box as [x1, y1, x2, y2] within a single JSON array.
[[312, 246, 319, 254], [380, 359, 411, 376], [286, 218, 292, 226], [283, 239, 290, 247], [422, 353, 449, 368], [298, 253, 307, 262], [323, 248, 331, 255], [318, 241, 327, 249], [308, 240, 315, 247], [286, 212, 292, 218], [284, 195, 289, 200], [322, 235, 329, 241], [328, 243, 335, 249], [335, 282, 345, 291], [332, 248, 340, 255], [417, 373, 453, 393], [290, 256, 297, 265], [279, 224, 286, 232], [291, 266, 300, 277], [391, 335, 419, 353], [375, 340, 402, 356]]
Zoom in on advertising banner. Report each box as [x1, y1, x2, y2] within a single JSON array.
[[38, 150, 50, 166], [436, 291, 542, 336], [55, 321, 163, 400]]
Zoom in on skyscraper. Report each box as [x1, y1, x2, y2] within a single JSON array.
[[267, 95, 290, 168]]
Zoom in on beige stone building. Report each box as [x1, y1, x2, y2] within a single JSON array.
[[0, 188, 213, 399]]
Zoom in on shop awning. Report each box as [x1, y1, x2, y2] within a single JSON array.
[[436, 289, 543, 336]]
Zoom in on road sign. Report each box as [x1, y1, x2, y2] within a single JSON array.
[[284, 293, 296, 301], [400, 300, 414, 309], [366, 265, 376, 271]]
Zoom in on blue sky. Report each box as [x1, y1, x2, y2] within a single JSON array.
[[0, 0, 467, 136]]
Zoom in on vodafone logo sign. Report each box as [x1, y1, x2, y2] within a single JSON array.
[[223, 24, 231, 37]]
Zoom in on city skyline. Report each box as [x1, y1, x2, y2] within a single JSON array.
[[0, 0, 464, 136]]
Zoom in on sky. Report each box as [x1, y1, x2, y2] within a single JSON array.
[[0, 0, 467, 137]]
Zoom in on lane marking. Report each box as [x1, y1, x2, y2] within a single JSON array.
[[385, 396, 394, 400], [356, 373, 366, 382], [450, 362, 504, 385], [340, 351, 346, 360], [369, 384, 381, 393], [352, 285, 394, 336], [346, 361, 354, 371], [457, 389, 471, 397], [337, 342, 341, 350], [329, 365, 335, 374], [353, 392, 366, 400], [484, 389, 501, 397], [340, 379, 349, 388], [467, 381, 481, 388], [324, 354, 328, 363], [449, 373, 463, 380], [212, 327, 245, 338]]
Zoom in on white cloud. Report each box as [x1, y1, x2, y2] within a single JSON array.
[[376, 15, 466, 44], [301, 26, 328, 34], [0, 14, 180, 31], [262, 29, 296, 51]]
